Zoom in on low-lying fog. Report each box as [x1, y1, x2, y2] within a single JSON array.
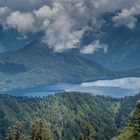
[[3, 77, 140, 98]]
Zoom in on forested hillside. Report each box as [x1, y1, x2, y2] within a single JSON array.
[[112, 101, 140, 140], [0, 92, 140, 140]]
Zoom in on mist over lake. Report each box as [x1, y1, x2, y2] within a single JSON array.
[[2, 77, 139, 98]]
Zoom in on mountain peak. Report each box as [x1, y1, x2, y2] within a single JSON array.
[[0, 41, 109, 91]]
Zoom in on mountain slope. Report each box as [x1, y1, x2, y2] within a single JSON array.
[[112, 101, 140, 140], [81, 16, 140, 70], [0, 92, 140, 140], [0, 41, 110, 91]]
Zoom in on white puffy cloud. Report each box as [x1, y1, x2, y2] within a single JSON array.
[[113, 2, 140, 29], [34, 5, 52, 19], [80, 40, 108, 54], [6, 11, 35, 33], [0, 0, 140, 52], [0, 6, 11, 24], [0, 6, 10, 16], [42, 9, 86, 52]]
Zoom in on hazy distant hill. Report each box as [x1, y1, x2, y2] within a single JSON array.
[[82, 16, 140, 70], [1, 15, 140, 71], [0, 41, 110, 91], [0, 39, 140, 92]]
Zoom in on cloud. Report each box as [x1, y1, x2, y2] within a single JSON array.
[[80, 40, 108, 54], [0, 6, 10, 16], [0, 0, 140, 52], [113, 2, 140, 29], [42, 8, 86, 52], [0, 0, 47, 11], [34, 5, 52, 19], [6, 11, 35, 33], [0, 6, 11, 24], [81, 77, 140, 90]]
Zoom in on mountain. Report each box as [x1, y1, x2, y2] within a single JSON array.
[[81, 16, 140, 70], [0, 26, 43, 53], [0, 41, 110, 91], [1, 16, 140, 72], [1, 15, 140, 71], [0, 92, 140, 140]]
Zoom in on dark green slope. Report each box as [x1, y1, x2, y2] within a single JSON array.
[[0, 92, 140, 140], [115, 94, 140, 129], [112, 101, 140, 140], [0, 41, 110, 91]]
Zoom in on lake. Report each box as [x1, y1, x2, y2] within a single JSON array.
[[2, 77, 140, 98]]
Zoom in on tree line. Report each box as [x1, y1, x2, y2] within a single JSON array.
[[6, 120, 94, 140]]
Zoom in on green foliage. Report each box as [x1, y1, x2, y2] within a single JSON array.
[[79, 134, 84, 140], [112, 126, 134, 140], [6, 120, 53, 140], [114, 94, 140, 129], [79, 124, 94, 140], [30, 119, 53, 140], [84, 124, 94, 140], [132, 101, 140, 140], [0, 92, 140, 140], [7, 128, 15, 140], [112, 101, 140, 140], [6, 121, 24, 140]]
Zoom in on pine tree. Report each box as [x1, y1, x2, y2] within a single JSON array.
[[79, 134, 84, 140], [6, 121, 22, 140], [30, 119, 53, 140], [6, 127, 15, 140], [79, 123, 94, 140], [84, 124, 94, 140], [14, 122, 22, 140]]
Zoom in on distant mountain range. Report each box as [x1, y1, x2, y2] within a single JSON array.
[[0, 26, 42, 52], [81, 16, 140, 70], [0, 15, 140, 71], [1, 16, 140, 71], [0, 40, 139, 91], [0, 41, 140, 91], [0, 41, 111, 91]]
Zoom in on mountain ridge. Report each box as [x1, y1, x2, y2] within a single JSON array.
[[0, 41, 110, 91]]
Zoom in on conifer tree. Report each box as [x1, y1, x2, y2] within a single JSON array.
[[84, 124, 94, 140], [30, 119, 53, 140], [6, 121, 22, 140], [132, 101, 140, 139], [79, 134, 84, 140], [14, 122, 22, 140], [79, 123, 94, 140], [6, 127, 15, 140]]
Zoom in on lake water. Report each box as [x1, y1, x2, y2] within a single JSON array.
[[4, 77, 140, 98]]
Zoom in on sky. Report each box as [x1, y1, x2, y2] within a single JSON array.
[[0, 0, 140, 53]]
